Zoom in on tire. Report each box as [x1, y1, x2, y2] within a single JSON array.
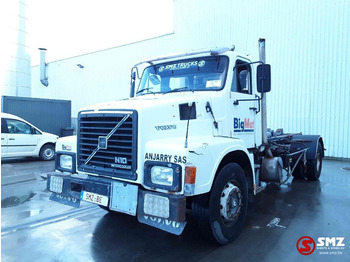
[[306, 141, 323, 181], [192, 163, 248, 245], [39, 144, 55, 161]]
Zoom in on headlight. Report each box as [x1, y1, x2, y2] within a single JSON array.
[[151, 166, 174, 186], [144, 161, 182, 191], [55, 152, 76, 173], [60, 155, 72, 169]]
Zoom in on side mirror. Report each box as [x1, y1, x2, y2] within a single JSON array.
[[257, 64, 271, 93]]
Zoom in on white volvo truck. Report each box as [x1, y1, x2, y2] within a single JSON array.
[[48, 39, 324, 244]]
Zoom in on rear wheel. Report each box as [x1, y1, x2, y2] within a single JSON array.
[[192, 163, 248, 245], [39, 144, 55, 161], [306, 142, 323, 181]]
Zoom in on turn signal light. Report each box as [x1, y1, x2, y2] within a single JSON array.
[[185, 166, 196, 195]]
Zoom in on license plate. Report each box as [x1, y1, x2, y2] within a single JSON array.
[[110, 181, 138, 215], [80, 190, 109, 207]]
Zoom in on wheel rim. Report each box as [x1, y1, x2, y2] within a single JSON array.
[[44, 148, 54, 159], [219, 181, 242, 225], [316, 155, 322, 173]]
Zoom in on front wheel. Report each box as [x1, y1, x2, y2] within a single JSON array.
[[192, 163, 248, 245], [39, 144, 55, 161]]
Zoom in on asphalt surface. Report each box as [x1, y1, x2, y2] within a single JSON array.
[[1, 158, 350, 262]]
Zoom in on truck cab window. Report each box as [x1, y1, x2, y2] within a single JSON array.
[[231, 61, 252, 94], [148, 74, 162, 92], [136, 56, 229, 95], [169, 77, 189, 89]]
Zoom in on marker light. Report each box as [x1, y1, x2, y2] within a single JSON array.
[[50, 176, 63, 194], [184, 166, 196, 196], [143, 193, 170, 218]]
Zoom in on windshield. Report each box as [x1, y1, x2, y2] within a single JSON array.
[[136, 56, 229, 95]]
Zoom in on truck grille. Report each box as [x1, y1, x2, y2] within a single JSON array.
[[77, 110, 138, 180]]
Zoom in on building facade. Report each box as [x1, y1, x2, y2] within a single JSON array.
[[1, 0, 31, 97], [31, 0, 350, 158]]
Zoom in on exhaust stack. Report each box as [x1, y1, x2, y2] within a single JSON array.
[[39, 48, 48, 86], [258, 39, 268, 145]]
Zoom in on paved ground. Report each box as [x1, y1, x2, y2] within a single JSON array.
[[1, 158, 350, 262]]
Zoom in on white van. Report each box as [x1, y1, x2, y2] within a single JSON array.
[[1, 113, 58, 160]]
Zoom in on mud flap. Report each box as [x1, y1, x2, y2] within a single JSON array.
[[137, 214, 187, 235], [50, 192, 81, 208]]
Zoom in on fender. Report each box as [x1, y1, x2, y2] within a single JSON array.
[[143, 136, 255, 196], [291, 135, 324, 160], [192, 137, 255, 195]]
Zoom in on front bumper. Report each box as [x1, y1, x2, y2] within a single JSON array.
[[47, 173, 187, 235]]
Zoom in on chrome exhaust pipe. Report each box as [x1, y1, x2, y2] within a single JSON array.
[[258, 39, 268, 145]]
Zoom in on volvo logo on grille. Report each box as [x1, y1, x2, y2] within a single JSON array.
[[98, 136, 108, 149], [115, 156, 128, 164]]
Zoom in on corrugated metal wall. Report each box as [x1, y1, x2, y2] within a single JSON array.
[[31, 0, 350, 158], [173, 0, 350, 158], [1, 96, 71, 136]]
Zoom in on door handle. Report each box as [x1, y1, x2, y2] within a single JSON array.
[[249, 107, 257, 111], [9, 138, 15, 140]]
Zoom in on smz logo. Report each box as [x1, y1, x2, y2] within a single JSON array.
[[234, 118, 254, 133], [297, 236, 316, 255], [317, 237, 345, 248], [297, 236, 346, 255]]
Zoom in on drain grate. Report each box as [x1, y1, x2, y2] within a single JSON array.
[[340, 167, 350, 172]]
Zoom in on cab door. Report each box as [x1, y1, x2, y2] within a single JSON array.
[[1, 118, 8, 157], [5, 118, 39, 157], [230, 59, 257, 148]]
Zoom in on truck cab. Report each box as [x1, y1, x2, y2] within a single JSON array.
[[48, 42, 323, 245]]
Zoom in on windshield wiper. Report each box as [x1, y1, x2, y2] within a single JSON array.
[[165, 87, 188, 94], [136, 87, 154, 95]]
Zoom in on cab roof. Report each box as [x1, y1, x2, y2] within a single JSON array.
[[134, 47, 236, 67]]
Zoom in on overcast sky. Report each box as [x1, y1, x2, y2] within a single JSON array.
[[29, 0, 173, 65]]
